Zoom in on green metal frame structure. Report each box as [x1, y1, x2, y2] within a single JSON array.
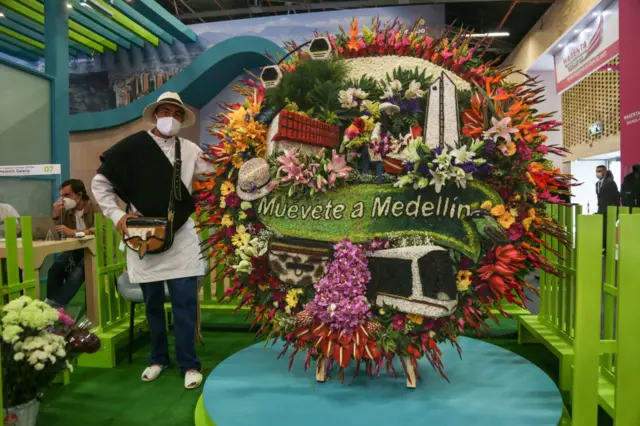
[[0, 0, 196, 60]]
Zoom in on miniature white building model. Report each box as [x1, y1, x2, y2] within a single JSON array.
[[423, 72, 461, 150], [366, 245, 458, 318]]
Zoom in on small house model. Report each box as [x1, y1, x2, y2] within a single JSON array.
[[266, 110, 340, 156], [366, 246, 458, 318]]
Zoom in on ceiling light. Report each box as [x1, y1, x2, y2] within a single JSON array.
[[67, 3, 72, 8], [558, 44, 564, 48], [0, 12, 4, 18], [574, 29, 580, 33], [592, 11, 599, 17], [467, 32, 510, 38]]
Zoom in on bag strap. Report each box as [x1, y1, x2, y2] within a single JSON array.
[[167, 138, 183, 223]]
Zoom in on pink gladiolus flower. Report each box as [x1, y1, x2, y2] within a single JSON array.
[[57, 309, 74, 327], [487, 117, 519, 143]]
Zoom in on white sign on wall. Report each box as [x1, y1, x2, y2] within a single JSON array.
[[554, 0, 619, 94], [0, 164, 61, 177]]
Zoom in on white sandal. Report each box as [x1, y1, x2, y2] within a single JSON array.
[[184, 370, 203, 389], [141, 365, 167, 382]]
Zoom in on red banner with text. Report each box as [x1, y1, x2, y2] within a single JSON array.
[[620, 0, 640, 174]]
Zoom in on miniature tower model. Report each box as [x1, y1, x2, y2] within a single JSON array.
[[423, 72, 461, 150]]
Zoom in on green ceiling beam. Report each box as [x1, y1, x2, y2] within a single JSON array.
[[0, 31, 41, 55], [69, 0, 144, 47], [0, 0, 100, 52], [0, 39, 41, 61], [109, 0, 172, 44], [89, 0, 158, 46], [68, 8, 130, 49], [0, 24, 43, 49], [0, 11, 77, 55], [130, 0, 196, 44], [16, 0, 116, 51], [0, 4, 42, 33]]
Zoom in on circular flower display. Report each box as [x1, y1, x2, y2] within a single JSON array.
[[196, 18, 573, 384]]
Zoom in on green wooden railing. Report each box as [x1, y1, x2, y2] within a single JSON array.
[[519, 204, 580, 391], [520, 206, 640, 425], [0, 217, 36, 301]]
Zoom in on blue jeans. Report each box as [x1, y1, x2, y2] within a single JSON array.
[[140, 277, 200, 374], [46, 250, 85, 306]]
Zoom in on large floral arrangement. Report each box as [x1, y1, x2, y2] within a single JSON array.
[[196, 18, 573, 383], [2, 297, 100, 410]]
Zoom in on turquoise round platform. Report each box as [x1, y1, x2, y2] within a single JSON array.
[[201, 337, 563, 426]]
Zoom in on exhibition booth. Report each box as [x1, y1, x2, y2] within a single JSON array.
[[0, 1, 639, 426]]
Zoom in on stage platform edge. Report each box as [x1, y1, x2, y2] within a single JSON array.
[[197, 337, 564, 426]]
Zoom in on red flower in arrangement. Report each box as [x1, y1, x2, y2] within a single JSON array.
[[476, 245, 527, 306], [508, 223, 525, 241]]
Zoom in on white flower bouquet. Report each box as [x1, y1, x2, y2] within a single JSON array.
[[1, 297, 100, 408]]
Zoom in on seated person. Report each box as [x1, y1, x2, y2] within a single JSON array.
[[47, 179, 99, 307], [0, 202, 20, 240]]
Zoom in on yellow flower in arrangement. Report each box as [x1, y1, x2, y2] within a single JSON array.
[[258, 284, 269, 291], [480, 201, 493, 211], [406, 314, 424, 325], [509, 208, 518, 218], [457, 270, 472, 292], [227, 107, 248, 129], [527, 208, 536, 218], [231, 225, 250, 248], [221, 214, 234, 227], [522, 217, 534, 231], [286, 289, 304, 308], [491, 204, 506, 217], [498, 141, 517, 156], [220, 197, 227, 208], [241, 201, 252, 210], [221, 181, 235, 196], [363, 116, 376, 132], [222, 142, 234, 155], [498, 212, 516, 229], [232, 156, 244, 169], [245, 119, 266, 141], [238, 211, 248, 220]]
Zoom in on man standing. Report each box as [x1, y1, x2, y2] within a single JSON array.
[[595, 165, 620, 251], [92, 92, 212, 389], [621, 164, 640, 207], [47, 179, 98, 307]]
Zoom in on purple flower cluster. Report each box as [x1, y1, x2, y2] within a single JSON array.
[[306, 239, 372, 334]]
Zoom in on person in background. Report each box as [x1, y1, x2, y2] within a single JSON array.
[[47, 179, 99, 307], [91, 92, 213, 390], [621, 164, 640, 207], [0, 202, 20, 240], [595, 166, 620, 252]]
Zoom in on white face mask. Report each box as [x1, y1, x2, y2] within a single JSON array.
[[155, 116, 182, 137], [63, 197, 77, 211], [596, 172, 604, 180]]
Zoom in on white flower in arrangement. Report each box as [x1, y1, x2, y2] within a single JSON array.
[[450, 145, 475, 164], [404, 80, 425, 99], [390, 137, 423, 163], [338, 88, 368, 109], [393, 175, 415, 188], [13, 352, 24, 361], [370, 122, 382, 143], [470, 139, 485, 152], [389, 80, 402, 92], [360, 100, 377, 114], [429, 169, 448, 193], [433, 150, 452, 170], [3, 296, 32, 313], [2, 325, 23, 344], [240, 201, 252, 211], [452, 166, 473, 189], [415, 177, 430, 189]]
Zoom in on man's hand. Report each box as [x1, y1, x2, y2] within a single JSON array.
[[55, 225, 75, 237], [117, 214, 138, 238], [52, 198, 64, 219]]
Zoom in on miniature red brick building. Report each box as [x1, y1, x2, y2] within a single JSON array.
[[272, 110, 340, 149]]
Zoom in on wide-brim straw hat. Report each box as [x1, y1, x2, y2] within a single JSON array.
[[236, 158, 273, 201], [142, 92, 196, 129]]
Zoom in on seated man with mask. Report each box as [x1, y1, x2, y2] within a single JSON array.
[[47, 179, 99, 307]]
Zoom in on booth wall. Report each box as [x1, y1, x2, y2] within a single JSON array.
[[561, 57, 620, 161], [0, 61, 53, 217], [505, 0, 600, 77], [69, 106, 200, 199]]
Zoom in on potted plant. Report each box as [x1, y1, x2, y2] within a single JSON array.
[[1, 297, 100, 426]]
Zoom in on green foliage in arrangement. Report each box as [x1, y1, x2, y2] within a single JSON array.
[[266, 59, 348, 114], [345, 74, 385, 100]]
